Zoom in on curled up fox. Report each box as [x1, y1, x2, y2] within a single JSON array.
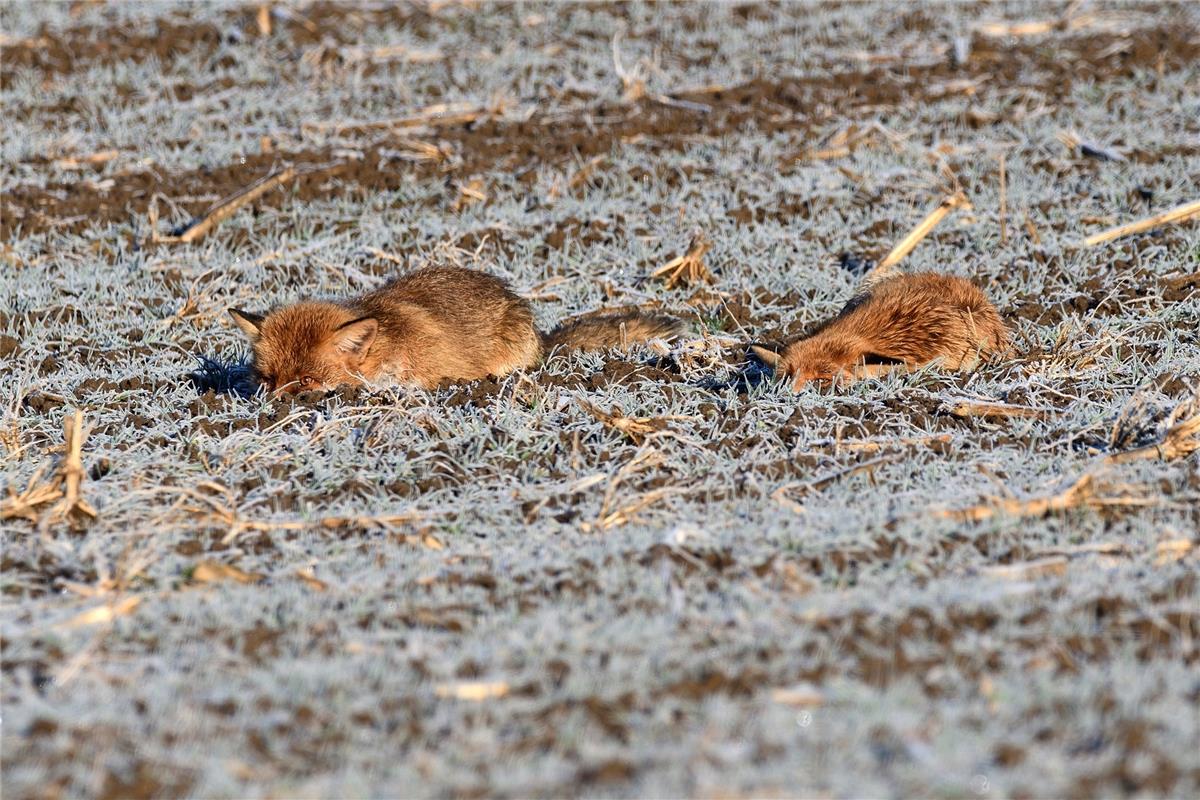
[[753, 272, 1010, 390], [229, 266, 682, 394]]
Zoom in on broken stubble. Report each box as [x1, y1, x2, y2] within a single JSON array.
[[1082, 198, 1200, 247], [156, 167, 298, 244], [652, 233, 714, 289], [861, 192, 971, 287]]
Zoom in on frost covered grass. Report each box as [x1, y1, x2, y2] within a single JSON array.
[[2, 1, 1199, 798]]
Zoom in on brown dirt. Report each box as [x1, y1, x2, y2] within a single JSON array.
[[0, 3, 435, 88], [5, 21, 1197, 240]]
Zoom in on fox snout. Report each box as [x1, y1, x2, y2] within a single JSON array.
[[750, 344, 849, 392], [788, 368, 830, 391], [269, 380, 305, 396], [256, 374, 325, 396], [786, 361, 851, 391]]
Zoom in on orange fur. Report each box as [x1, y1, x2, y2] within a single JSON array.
[[230, 266, 682, 394], [768, 273, 1010, 391]]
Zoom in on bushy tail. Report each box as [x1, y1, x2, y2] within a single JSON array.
[[542, 309, 685, 353]]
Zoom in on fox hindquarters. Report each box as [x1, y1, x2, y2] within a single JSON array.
[[229, 266, 683, 394], [753, 273, 1010, 392]]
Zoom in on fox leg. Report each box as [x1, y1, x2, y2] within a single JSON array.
[[485, 328, 543, 377]]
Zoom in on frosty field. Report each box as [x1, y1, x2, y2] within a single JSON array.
[[2, 1, 1198, 797]]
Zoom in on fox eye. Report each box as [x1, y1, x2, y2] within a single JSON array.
[[301, 375, 315, 387]]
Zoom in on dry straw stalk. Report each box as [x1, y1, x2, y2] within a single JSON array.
[[303, 102, 492, 135], [934, 396, 1197, 523], [50, 409, 97, 524], [1082, 198, 1200, 246], [52, 150, 119, 170], [435, 681, 510, 701], [191, 560, 265, 585], [255, 4, 271, 36], [1, 465, 63, 523], [862, 192, 970, 286], [933, 472, 1152, 524], [1103, 411, 1200, 464], [57, 596, 143, 630], [652, 234, 713, 288], [578, 400, 692, 445], [948, 400, 1054, 420], [158, 167, 297, 244], [980, 557, 1068, 580]]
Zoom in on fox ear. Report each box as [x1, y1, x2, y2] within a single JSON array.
[[229, 309, 265, 339], [750, 345, 781, 368], [331, 317, 378, 358]]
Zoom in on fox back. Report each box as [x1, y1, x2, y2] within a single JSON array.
[[356, 267, 542, 386]]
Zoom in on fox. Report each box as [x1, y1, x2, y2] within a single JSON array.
[[751, 272, 1010, 391], [228, 266, 683, 394]]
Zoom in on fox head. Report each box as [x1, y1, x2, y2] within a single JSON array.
[[228, 303, 378, 394], [752, 337, 872, 391]]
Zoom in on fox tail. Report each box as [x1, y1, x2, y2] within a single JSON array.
[[542, 309, 685, 354]]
